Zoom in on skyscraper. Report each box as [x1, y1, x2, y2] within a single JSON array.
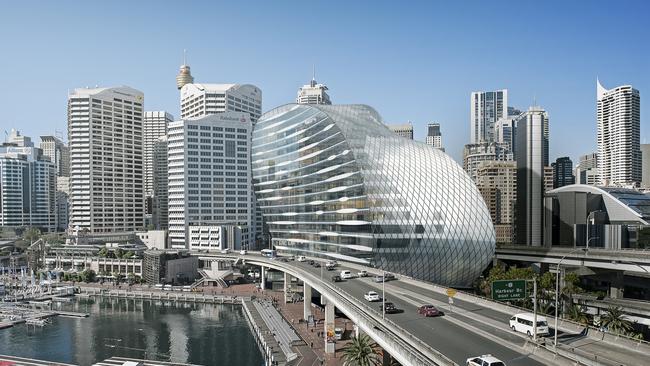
[[575, 152, 599, 185], [463, 142, 513, 182], [495, 117, 515, 154], [152, 136, 168, 230], [167, 113, 253, 250], [597, 80, 641, 186], [143, 111, 173, 219], [553, 157, 575, 188], [475, 161, 516, 244], [0, 141, 56, 231], [425, 123, 444, 151], [68, 86, 145, 233], [296, 77, 331, 105], [39, 135, 70, 177], [388, 122, 414, 139], [514, 106, 549, 246], [642, 144, 650, 189], [180, 83, 262, 121], [470, 90, 508, 143], [7, 129, 33, 147]]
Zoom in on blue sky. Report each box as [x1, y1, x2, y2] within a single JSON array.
[[0, 0, 648, 163]]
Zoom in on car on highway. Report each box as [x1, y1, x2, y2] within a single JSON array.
[[331, 275, 342, 282], [379, 302, 399, 314], [466, 354, 506, 366], [340, 270, 354, 279], [308, 260, 314, 265], [325, 260, 337, 267], [509, 313, 549, 337], [418, 304, 443, 317], [297, 256, 307, 262], [326, 263, 336, 271], [220, 248, 231, 254], [364, 291, 380, 302], [373, 273, 397, 282], [239, 249, 247, 255], [357, 270, 368, 277], [313, 262, 321, 268]]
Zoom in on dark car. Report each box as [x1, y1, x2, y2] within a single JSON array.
[[418, 304, 443, 317], [313, 262, 321, 268], [379, 302, 399, 314], [331, 275, 342, 282], [308, 260, 315, 265], [384, 273, 396, 281]]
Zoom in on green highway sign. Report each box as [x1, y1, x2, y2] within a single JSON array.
[[492, 279, 526, 301]]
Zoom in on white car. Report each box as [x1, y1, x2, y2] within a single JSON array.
[[357, 270, 368, 277], [466, 355, 506, 366], [240, 249, 248, 255], [340, 270, 353, 279], [297, 256, 307, 262], [220, 248, 231, 254], [364, 291, 380, 302]]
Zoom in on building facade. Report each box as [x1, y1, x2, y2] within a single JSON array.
[[425, 123, 444, 151], [597, 80, 641, 186], [576, 152, 599, 185], [495, 118, 515, 154], [642, 144, 650, 189], [515, 106, 549, 246], [143, 111, 173, 200], [68, 86, 145, 233], [180, 83, 262, 121], [553, 157, 575, 188], [56, 176, 70, 231], [0, 144, 56, 231], [463, 142, 513, 182], [388, 122, 414, 139], [470, 90, 508, 143], [475, 161, 516, 244], [296, 78, 331, 105], [252, 104, 495, 287], [39, 135, 70, 177], [152, 136, 169, 230], [167, 113, 253, 250]]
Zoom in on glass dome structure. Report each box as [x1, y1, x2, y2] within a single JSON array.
[[252, 104, 495, 286]]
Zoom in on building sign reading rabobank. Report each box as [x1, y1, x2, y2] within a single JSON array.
[[218, 113, 248, 123], [491, 279, 526, 301]]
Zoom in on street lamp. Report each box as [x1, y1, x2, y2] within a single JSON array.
[[382, 270, 386, 320], [553, 245, 591, 350]]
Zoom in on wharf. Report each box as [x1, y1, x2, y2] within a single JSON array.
[[78, 287, 251, 304], [0, 354, 76, 366]]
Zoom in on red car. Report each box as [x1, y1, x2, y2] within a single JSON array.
[[418, 304, 442, 317]]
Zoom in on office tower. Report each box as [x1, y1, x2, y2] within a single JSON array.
[[152, 136, 168, 230], [296, 76, 331, 105], [39, 135, 69, 177], [180, 83, 262, 121], [463, 142, 513, 182], [68, 86, 145, 233], [642, 144, 650, 188], [470, 90, 508, 143], [56, 176, 70, 231], [575, 152, 599, 185], [388, 122, 414, 139], [495, 118, 515, 154], [597, 80, 641, 186], [0, 142, 56, 231], [514, 106, 549, 246], [143, 111, 173, 221], [553, 157, 575, 188], [475, 161, 516, 244], [167, 112, 253, 250], [6, 129, 34, 147], [426, 123, 444, 151]]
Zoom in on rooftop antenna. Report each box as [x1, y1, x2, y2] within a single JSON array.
[[312, 64, 316, 81], [183, 49, 187, 65]]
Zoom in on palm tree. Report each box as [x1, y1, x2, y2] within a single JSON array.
[[601, 306, 633, 335], [567, 305, 589, 325], [341, 335, 382, 366]]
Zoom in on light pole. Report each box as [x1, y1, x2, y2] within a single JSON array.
[[382, 271, 386, 320], [553, 245, 591, 350]]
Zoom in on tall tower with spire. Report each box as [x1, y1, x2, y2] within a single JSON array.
[[296, 67, 331, 105], [176, 50, 194, 90]]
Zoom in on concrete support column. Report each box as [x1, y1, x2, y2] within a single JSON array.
[[260, 266, 266, 290], [610, 271, 624, 299], [284, 272, 290, 303], [324, 298, 335, 354], [303, 283, 312, 320], [382, 350, 393, 366]]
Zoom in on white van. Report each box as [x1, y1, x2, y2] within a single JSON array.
[[340, 270, 353, 279], [509, 313, 549, 336], [297, 256, 307, 262]]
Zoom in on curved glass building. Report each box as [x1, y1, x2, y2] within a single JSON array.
[[252, 104, 495, 286]]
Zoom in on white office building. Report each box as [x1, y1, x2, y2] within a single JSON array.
[[597, 80, 641, 186], [180, 83, 262, 121], [7, 129, 34, 147], [68, 86, 145, 233], [388, 122, 414, 139], [39, 135, 69, 177], [470, 90, 508, 143], [167, 113, 253, 250], [296, 78, 331, 105], [425, 123, 444, 151], [0, 143, 56, 231], [143, 111, 173, 198]]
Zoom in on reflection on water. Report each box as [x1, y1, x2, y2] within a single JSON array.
[[0, 298, 263, 366]]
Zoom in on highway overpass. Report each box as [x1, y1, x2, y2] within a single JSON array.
[[195, 252, 650, 366]]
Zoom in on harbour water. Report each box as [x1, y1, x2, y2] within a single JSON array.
[[0, 297, 264, 365]]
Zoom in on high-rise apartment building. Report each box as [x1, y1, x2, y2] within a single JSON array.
[[463, 142, 513, 182], [553, 157, 575, 188], [475, 161, 516, 244], [642, 144, 650, 189], [68, 86, 145, 233], [495, 118, 515, 154], [143, 111, 173, 196], [152, 136, 168, 230], [597, 80, 641, 186], [425, 123, 444, 151], [180, 83, 262, 121], [388, 122, 414, 139], [514, 106, 549, 246], [56, 176, 70, 231], [0, 143, 56, 231], [575, 152, 599, 185], [39, 135, 69, 177], [296, 78, 331, 105], [470, 90, 508, 143], [167, 113, 253, 250]]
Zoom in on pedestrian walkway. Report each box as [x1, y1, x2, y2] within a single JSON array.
[[253, 300, 302, 359]]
